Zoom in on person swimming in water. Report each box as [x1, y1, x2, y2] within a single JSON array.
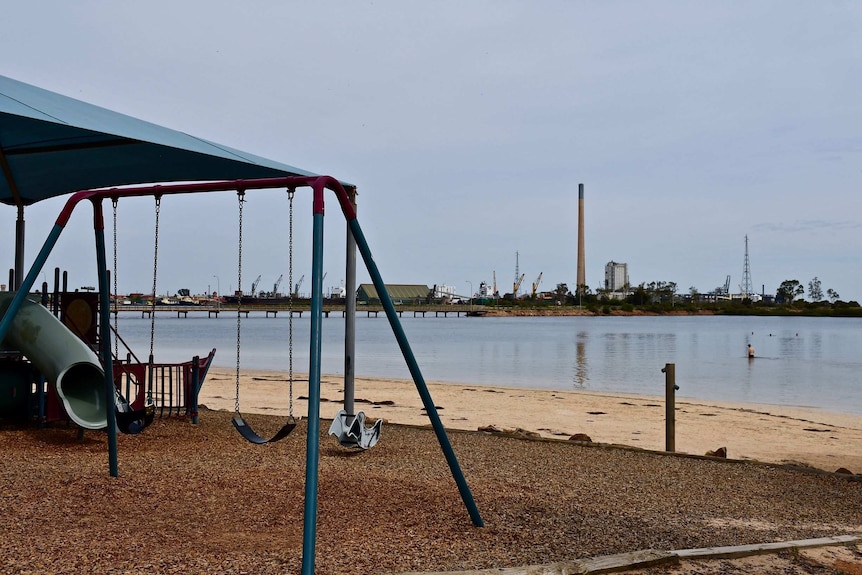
[[747, 344, 755, 358]]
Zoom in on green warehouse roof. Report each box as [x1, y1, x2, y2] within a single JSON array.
[[357, 284, 431, 302]]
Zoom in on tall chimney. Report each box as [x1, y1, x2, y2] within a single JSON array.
[[576, 183, 585, 294]]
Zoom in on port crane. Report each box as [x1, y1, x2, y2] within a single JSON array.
[[513, 273, 525, 296], [531, 272, 543, 298], [272, 274, 283, 296], [250, 274, 262, 297], [293, 274, 305, 297]]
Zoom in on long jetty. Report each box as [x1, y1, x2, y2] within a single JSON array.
[[113, 303, 487, 319]]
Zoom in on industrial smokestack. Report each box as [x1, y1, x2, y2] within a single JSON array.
[[576, 183, 585, 294]]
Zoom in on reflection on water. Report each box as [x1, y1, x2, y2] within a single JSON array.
[[573, 331, 587, 389], [114, 314, 862, 415]]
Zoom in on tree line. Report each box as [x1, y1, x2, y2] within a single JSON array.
[[485, 278, 860, 316]]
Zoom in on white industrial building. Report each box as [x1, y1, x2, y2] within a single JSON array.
[[604, 261, 629, 294]]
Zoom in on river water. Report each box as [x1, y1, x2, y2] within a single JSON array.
[[113, 313, 862, 415]]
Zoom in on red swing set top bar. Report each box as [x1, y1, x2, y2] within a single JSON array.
[[55, 175, 358, 227]]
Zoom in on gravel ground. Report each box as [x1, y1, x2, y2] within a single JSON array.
[[0, 409, 860, 574]]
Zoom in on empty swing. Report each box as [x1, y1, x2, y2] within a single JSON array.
[[110, 196, 155, 434], [232, 189, 297, 444]]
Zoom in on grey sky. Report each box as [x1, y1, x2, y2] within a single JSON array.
[[3, 2, 861, 301]]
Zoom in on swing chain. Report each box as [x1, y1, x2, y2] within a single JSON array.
[[287, 189, 294, 418], [229, 190, 298, 443], [235, 191, 245, 415], [149, 196, 161, 360], [112, 198, 119, 358]]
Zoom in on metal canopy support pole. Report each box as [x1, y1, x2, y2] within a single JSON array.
[[1, 142, 26, 291], [300, 186, 326, 575], [346, 217, 484, 528], [343, 187, 357, 417], [92, 199, 119, 477], [14, 206, 24, 290]]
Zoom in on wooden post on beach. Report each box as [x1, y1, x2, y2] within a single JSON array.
[[662, 363, 676, 452]]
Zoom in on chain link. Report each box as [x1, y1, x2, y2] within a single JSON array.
[[235, 191, 245, 415], [149, 197, 161, 359], [287, 189, 294, 418], [112, 198, 119, 359]]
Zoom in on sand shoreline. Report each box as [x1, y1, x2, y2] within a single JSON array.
[[202, 367, 862, 473]]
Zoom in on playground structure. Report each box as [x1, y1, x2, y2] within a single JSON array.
[[1, 74, 482, 575], [0, 281, 215, 431], [0, 174, 483, 575]]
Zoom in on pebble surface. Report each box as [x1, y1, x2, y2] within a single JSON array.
[[0, 410, 859, 574]]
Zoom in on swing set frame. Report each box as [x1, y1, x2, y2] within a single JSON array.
[[0, 174, 483, 575]]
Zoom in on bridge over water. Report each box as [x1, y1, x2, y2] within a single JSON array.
[[114, 303, 488, 319]]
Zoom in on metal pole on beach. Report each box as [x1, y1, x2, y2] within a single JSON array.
[[662, 363, 677, 452], [343, 188, 357, 417]]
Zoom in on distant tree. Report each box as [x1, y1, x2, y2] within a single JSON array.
[[577, 284, 592, 296], [554, 283, 569, 304], [808, 277, 823, 302], [827, 288, 840, 303], [776, 279, 804, 305], [667, 281, 678, 299], [689, 286, 699, 303], [629, 284, 648, 306]]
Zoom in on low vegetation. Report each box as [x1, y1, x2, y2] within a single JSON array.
[[481, 279, 862, 317]]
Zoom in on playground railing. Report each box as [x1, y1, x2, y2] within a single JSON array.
[[114, 348, 216, 420]]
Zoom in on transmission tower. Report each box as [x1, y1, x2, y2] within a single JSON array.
[[741, 235, 753, 298]]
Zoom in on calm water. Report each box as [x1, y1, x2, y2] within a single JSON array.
[[114, 314, 862, 415]]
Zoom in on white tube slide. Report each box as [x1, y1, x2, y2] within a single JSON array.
[[0, 293, 107, 429]]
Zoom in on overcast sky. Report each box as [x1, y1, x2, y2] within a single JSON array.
[[3, 2, 861, 301]]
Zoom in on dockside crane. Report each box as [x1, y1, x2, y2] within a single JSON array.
[[513, 273, 525, 296], [513, 251, 520, 296], [293, 274, 305, 297], [531, 272, 543, 298], [250, 274, 262, 297], [272, 274, 283, 297]]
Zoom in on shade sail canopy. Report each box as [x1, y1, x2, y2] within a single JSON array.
[[0, 74, 324, 207]]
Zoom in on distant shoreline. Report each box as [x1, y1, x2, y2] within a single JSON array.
[[475, 306, 862, 318], [479, 307, 717, 317]]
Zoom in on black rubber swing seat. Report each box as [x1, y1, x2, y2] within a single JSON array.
[[114, 389, 156, 435], [232, 415, 297, 444]]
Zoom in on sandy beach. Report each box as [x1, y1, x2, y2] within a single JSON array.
[[203, 367, 862, 474]]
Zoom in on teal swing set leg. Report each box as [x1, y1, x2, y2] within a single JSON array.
[[299, 181, 484, 575]]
